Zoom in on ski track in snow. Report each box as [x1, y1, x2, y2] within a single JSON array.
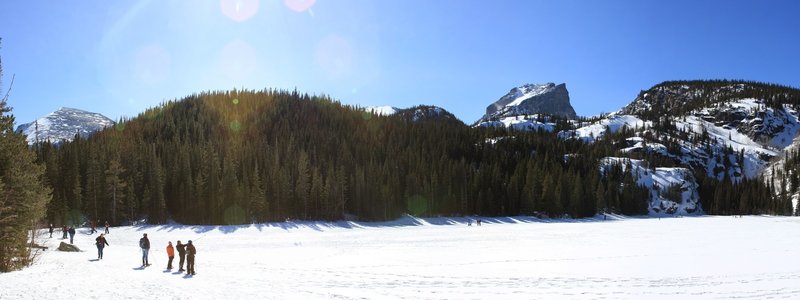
[[2, 216, 800, 299]]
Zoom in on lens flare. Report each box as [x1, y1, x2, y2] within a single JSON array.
[[361, 111, 372, 121], [220, 39, 258, 83], [224, 205, 246, 225], [284, 0, 316, 12], [229, 120, 242, 132], [315, 35, 354, 79], [220, 0, 259, 22], [407, 195, 428, 216], [134, 45, 171, 85]]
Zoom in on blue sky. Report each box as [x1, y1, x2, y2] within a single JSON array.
[[1, 0, 799, 125]]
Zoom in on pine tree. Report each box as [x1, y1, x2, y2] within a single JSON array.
[[105, 158, 126, 225], [0, 42, 52, 271]]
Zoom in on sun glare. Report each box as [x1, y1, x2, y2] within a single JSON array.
[[315, 35, 354, 79], [220, 0, 259, 22], [284, 0, 316, 13], [219, 39, 258, 83], [134, 44, 171, 85]]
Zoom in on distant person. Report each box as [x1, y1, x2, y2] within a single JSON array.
[[176, 240, 187, 272], [104, 221, 110, 234], [467, 220, 472, 226], [62, 225, 68, 239], [95, 233, 109, 259], [139, 233, 151, 266], [166, 241, 175, 270], [186, 240, 196, 275], [68, 226, 76, 244], [49, 224, 54, 238], [90, 220, 96, 234], [476, 219, 482, 226]]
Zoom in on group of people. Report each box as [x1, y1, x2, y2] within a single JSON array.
[[51, 224, 77, 244], [467, 219, 482, 226], [50, 221, 109, 244], [89, 220, 111, 234], [138, 233, 197, 275]]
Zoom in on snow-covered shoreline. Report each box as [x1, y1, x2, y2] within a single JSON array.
[[2, 215, 799, 299]]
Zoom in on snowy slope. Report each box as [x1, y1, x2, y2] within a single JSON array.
[[364, 106, 400, 116], [3, 216, 800, 299], [476, 114, 556, 132], [559, 114, 650, 143], [503, 83, 557, 107], [16, 107, 114, 144], [601, 157, 701, 215]]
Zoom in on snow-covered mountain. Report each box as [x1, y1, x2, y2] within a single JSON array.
[[601, 157, 701, 215], [564, 81, 800, 213], [474, 83, 577, 127], [471, 80, 799, 215], [364, 105, 461, 123], [16, 107, 115, 144]]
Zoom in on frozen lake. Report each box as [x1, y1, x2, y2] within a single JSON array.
[[2, 215, 799, 299]]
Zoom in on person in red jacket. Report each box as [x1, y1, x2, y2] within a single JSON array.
[[166, 241, 175, 270]]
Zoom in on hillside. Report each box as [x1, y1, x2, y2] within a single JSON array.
[[40, 89, 607, 225], [31, 81, 800, 227]]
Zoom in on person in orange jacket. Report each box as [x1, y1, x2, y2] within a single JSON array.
[[166, 241, 175, 270]]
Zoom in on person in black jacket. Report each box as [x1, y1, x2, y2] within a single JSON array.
[[139, 233, 151, 266], [186, 240, 196, 275], [68, 226, 76, 244], [176, 240, 187, 272], [62, 225, 68, 239], [95, 233, 109, 259], [49, 224, 54, 238]]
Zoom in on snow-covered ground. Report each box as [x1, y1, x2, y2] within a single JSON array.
[[3, 216, 800, 299]]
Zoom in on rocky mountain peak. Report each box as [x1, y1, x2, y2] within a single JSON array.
[[477, 82, 577, 125]]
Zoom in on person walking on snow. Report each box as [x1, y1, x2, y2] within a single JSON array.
[[90, 220, 96, 234], [176, 240, 186, 272], [62, 225, 68, 239], [68, 226, 76, 244], [95, 233, 109, 259], [166, 241, 175, 270], [104, 221, 110, 234], [186, 240, 196, 275], [139, 233, 151, 266], [49, 224, 54, 238]]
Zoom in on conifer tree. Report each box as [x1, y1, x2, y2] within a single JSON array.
[[0, 42, 52, 272]]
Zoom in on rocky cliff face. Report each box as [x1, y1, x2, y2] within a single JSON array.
[[476, 83, 577, 126]]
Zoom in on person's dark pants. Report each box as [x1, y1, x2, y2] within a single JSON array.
[[187, 255, 195, 274], [179, 254, 186, 270], [167, 256, 174, 269], [63, 231, 67, 239], [49, 231, 53, 238], [105, 227, 109, 234], [142, 249, 149, 265], [69, 234, 74, 244], [97, 246, 104, 259]]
